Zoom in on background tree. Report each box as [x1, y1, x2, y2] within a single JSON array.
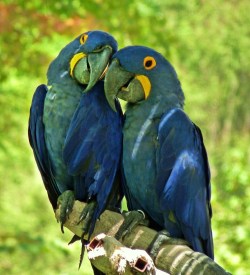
[[0, 1, 249, 274]]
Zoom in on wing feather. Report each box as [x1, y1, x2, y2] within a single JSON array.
[[28, 84, 60, 208], [63, 81, 123, 235], [156, 108, 213, 258]]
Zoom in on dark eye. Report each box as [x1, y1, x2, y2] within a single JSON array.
[[143, 56, 156, 70], [145, 60, 152, 67], [94, 45, 103, 52], [80, 33, 88, 45]]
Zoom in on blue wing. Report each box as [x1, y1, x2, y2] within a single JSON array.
[[156, 108, 214, 259], [63, 81, 123, 233], [28, 84, 60, 209]]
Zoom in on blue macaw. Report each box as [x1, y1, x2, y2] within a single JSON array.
[[104, 46, 214, 259], [28, 30, 123, 245]]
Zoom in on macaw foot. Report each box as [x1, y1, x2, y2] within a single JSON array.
[[147, 230, 188, 260], [78, 200, 98, 234], [115, 210, 149, 240], [57, 190, 75, 233]]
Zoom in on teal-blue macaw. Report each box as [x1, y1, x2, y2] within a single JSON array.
[[28, 31, 123, 261], [104, 46, 214, 259]]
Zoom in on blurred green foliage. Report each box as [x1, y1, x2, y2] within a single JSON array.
[[0, 1, 249, 274]]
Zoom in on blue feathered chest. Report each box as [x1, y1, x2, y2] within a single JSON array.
[[43, 82, 82, 190], [123, 103, 164, 224]]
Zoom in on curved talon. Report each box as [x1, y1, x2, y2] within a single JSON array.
[[77, 200, 97, 239], [137, 209, 146, 220], [115, 210, 149, 240], [147, 230, 170, 260], [147, 230, 188, 260], [79, 200, 97, 222], [57, 190, 75, 233]]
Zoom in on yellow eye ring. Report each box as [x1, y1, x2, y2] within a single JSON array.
[[143, 56, 156, 70], [80, 33, 88, 45]]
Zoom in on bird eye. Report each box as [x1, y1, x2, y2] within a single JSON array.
[[143, 56, 156, 70], [80, 33, 88, 45]]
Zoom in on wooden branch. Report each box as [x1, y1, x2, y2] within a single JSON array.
[[55, 201, 231, 275], [86, 233, 168, 274]]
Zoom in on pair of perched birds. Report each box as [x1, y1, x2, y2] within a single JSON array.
[[28, 30, 214, 271]]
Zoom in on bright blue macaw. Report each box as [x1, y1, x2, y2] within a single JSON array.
[[104, 46, 214, 259], [28, 30, 123, 243]]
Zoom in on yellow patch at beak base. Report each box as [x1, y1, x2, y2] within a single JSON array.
[[70, 53, 86, 76], [135, 75, 151, 99]]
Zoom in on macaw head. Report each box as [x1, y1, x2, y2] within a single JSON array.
[[104, 46, 184, 111], [47, 30, 117, 92]]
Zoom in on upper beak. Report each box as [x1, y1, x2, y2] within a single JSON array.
[[104, 59, 134, 111], [84, 46, 113, 92]]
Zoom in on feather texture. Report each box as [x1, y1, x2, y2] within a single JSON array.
[[104, 45, 214, 259], [28, 31, 122, 240], [28, 84, 60, 208]]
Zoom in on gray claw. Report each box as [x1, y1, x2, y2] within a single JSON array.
[[57, 190, 75, 233], [115, 210, 148, 240], [77, 200, 97, 238], [79, 200, 97, 223]]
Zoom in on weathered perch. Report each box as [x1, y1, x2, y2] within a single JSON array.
[[55, 201, 231, 275], [87, 233, 168, 274]]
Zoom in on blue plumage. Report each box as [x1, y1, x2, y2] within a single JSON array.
[[28, 84, 60, 209], [104, 46, 214, 259], [63, 81, 123, 232], [28, 31, 123, 240], [157, 108, 213, 257]]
